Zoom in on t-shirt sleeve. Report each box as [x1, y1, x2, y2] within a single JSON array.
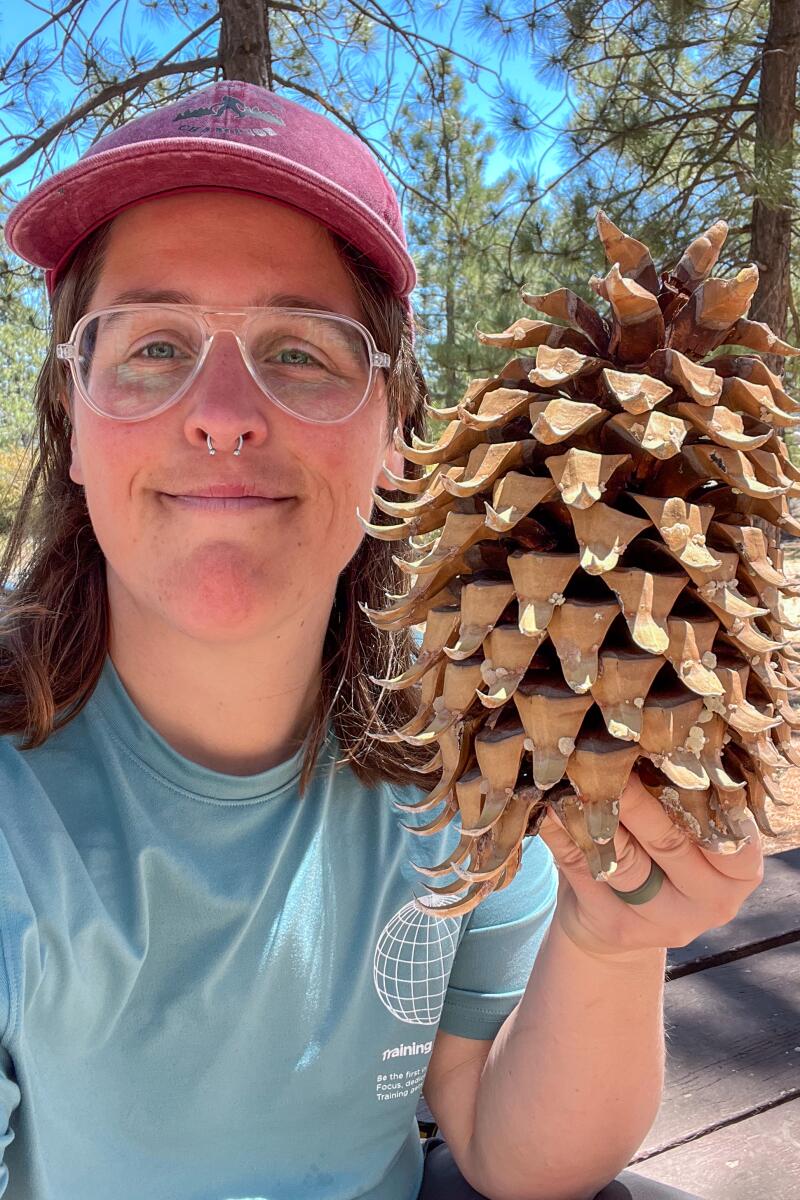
[[438, 834, 558, 1040], [0, 816, 28, 1196], [0, 897, 22, 1197], [0, 1045, 19, 1197]]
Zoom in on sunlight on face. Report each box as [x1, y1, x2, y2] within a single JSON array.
[[66, 192, 400, 644]]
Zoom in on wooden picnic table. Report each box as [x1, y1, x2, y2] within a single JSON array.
[[416, 845, 800, 1199], [626, 844, 800, 1199]]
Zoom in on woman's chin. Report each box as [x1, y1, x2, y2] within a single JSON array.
[[158, 547, 296, 636]]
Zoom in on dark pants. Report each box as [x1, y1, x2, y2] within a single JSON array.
[[418, 1136, 703, 1199]]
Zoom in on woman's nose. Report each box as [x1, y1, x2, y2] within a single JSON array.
[[182, 330, 270, 454]]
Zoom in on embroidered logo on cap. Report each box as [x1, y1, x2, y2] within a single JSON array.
[[173, 93, 286, 139]]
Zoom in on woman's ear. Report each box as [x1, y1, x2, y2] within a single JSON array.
[[61, 392, 85, 487], [375, 425, 406, 491]]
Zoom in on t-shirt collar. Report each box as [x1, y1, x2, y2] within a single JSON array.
[[91, 653, 324, 802]]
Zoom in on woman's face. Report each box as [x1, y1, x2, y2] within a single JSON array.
[[66, 191, 403, 642]]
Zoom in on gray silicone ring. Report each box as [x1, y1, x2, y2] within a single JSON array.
[[608, 860, 666, 905]]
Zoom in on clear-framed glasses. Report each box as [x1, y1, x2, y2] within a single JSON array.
[[56, 304, 392, 426]]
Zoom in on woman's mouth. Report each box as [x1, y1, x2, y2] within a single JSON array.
[[164, 494, 287, 511]]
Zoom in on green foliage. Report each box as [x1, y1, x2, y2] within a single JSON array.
[[391, 55, 532, 411], [486, 0, 798, 394], [0, 237, 45, 453], [0, 303, 45, 449], [0, 215, 45, 540]]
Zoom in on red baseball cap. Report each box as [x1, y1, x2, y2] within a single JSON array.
[[4, 80, 417, 311]]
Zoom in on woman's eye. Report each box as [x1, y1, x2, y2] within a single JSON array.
[[140, 341, 180, 360], [275, 346, 317, 366]]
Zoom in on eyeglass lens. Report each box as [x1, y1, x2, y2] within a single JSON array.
[[75, 306, 373, 421]]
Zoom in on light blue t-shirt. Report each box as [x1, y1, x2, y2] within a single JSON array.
[[0, 654, 558, 1199]]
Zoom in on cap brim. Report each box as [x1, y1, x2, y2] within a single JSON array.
[[5, 137, 417, 299]]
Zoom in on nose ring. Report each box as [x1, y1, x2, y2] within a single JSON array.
[[207, 435, 244, 456]]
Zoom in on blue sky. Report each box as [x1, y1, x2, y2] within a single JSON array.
[[1, 0, 570, 199]]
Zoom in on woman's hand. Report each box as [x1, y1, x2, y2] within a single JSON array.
[[537, 770, 765, 961]]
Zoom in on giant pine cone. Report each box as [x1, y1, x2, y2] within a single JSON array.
[[361, 211, 800, 916]]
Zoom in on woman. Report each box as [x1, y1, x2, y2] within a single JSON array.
[[0, 81, 759, 1200]]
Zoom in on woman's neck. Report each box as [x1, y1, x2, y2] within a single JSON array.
[[106, 577, 330, 777]]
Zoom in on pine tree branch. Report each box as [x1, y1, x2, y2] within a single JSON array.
[[597, 0, 656, 58], [269, 70, 451, 217], [88, 10, 225, 145], [348, 0, 439, 104], [503, 87, 756, 285], [573, 36, 755, 65], [344, 0, 502, 89], [573, 98, 757, 149], [1, 48, 218, 179], [84, 0, 127, 64], [1, 0, 87, 79]]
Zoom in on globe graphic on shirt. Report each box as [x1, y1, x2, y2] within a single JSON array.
[[373, 898, 462, 1026]]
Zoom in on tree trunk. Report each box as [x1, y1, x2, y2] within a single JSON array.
[[444, 247, 457, 403], [748, 0, 800, 375], [442, 124, 458, 404], [219, 0, 274, 88]]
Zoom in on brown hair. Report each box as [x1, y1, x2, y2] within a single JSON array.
[[0, 216, 437, 794]]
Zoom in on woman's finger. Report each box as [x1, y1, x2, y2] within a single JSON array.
[[610, 773, 763, 895]]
